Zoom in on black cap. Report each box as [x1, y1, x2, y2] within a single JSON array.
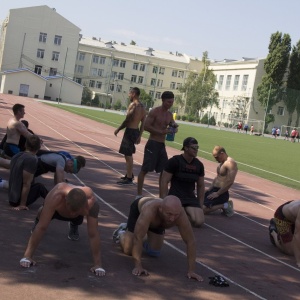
[[181, 137, 198, 150]]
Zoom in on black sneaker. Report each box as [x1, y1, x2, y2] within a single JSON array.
[[68, 222, 79, 241], [120, 174, 134, 181], [31, 218, 39, 233], [117, 178, 133, 185]]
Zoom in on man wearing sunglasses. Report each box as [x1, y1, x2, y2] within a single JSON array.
[[160, 137, 205, 227], [203, 146, 238, 217]]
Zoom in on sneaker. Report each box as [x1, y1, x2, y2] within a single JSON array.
[[224, 200, 234, 217], [68, 222, 79, 241], [117, 178, 133, 185], [112, 223, 127, 243], [31, 218, 39, 233], [120, 174, 134, 181]]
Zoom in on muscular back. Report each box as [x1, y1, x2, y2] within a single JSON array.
[[282, 200, 300, 222], [126, 100, 146, 129], [6, 117, 31, 144]]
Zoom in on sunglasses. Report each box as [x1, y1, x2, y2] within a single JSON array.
[[189, 145, 199, 150]]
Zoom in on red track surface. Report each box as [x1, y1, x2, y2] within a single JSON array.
[[1, 94, 300, 300]]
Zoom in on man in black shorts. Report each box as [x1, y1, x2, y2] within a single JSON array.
[[160, 137, 205, 227], [112, 196, 203, 281], [114, 87, 146, 185], [136, 91, 178, 198]]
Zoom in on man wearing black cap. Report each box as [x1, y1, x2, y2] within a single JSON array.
[[160, 137, 205, 227], [136, 91, 178, 199]]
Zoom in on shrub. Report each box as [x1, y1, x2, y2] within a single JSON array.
[[181, 115, 187, 121]]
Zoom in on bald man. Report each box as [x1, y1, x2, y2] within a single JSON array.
[[113, 196, 203, 281], [19, 183, 105, 276]]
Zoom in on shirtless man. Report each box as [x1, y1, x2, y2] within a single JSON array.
[[112, 196, 203, 281], [3, 104, 33, 158], [114, 87, 146, 185], [19, 183, 105, 276], [136, 91, 178, 198], [269, 200, 300, 268], [203, 146, 238, 217]]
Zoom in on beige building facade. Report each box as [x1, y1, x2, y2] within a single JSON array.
[[75, 37, 203, 108]]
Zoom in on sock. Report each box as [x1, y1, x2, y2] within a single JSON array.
[[223, 202, 228, 209]]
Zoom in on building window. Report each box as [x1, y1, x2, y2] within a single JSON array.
[[52, 51, 60, 61], [118, 73, 124, 80], [218, 75, 224, 90], [133, 63, 139, 70], [76, 65, 84, 73], [110, 84, 114, 91], [159, 67, 165, 75], [140, 64, 145, 71], [89, 80, 95, 88], [91, 68, 97, 76], [111, 71, 118, 79], [131, 75, 137, 83], [178, 70, 184, 78], [98, 69, 104, 77], [99, 56, 106, 64], [96, 81, 102, 89], [277, 106, 284, 116], [37, 49, 44, 59], [49, 68, 57, 76], [172, 70, 178, 77], [151, 78, 156, 86], [54, 35, 62, 45], [157, 79, 163, 87], [120, 60, 126, 68], [113, 59, 119, 67], [39, 32, 47, 43], [233, 75, 240, 91], [155, 92, 161, 99], [149, 90, 154, 97], [225, 75, 232, 91], [176, 83, 182, 89], [138, 76, 144, 84], [74, 78, 82, 84], [153, 66, 158, 73], [241, 75, 249, 91], [35, 65, 42, 75], [116, 85, 122, 92], [78, 52, 85, 61], [93, 55, 99, 64], [170, 82, 176, 89]]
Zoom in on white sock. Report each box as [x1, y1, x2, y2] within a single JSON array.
[[223, 202, 228, 209]]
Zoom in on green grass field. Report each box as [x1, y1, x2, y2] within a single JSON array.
[[47, 103, 300, 191]]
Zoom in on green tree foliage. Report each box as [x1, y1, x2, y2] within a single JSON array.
[[81, 85, 92, 105], [257, 32, 291, 112], [92, 94, 100, 107], [113, 100, 122, 110], [286, 40, 300, 126], [179, 51, 218, 116], [139, 89, 153, 109]]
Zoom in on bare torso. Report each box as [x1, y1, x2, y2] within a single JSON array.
[[145, 107, 173, 143], [6, 117, 25, 144], [127, 100, 146, 129], [214, 156, 238, 189], [282, 200, 300, 222]]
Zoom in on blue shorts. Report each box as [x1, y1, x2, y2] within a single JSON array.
[[3, 143, 20, 158]]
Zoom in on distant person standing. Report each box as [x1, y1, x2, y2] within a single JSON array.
[[271, 127, 277, 138], [114, 87, 146, 185], [284, 129, 289, 140], [160, 137, 205, 227], [250, 124, 254, 135], [3, 104, 33, 158], [276, 127, 281, 138], [243, 124, 249, 134], [203, 146, 238, 217], [136, 91, 178, 199], [290, 128, 298, 143]]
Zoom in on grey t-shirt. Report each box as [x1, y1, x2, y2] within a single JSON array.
[[40, 153, 66, 169], [8, 152, 38, 204]]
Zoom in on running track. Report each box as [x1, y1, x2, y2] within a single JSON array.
[[0, 94, 300, 300]]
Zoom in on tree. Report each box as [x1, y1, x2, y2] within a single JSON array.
[[257, 32, 291, 114], [130, 40, 136, 45], [179, 51, 218, 116], [286, 40, 300, 126], [81, 85, 92, 105], [92, 93, 100, 107], [139, 89, 153, 109]]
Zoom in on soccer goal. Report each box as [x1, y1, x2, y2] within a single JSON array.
[[281, 125, 300, 139], [229, 118, 264, 134]]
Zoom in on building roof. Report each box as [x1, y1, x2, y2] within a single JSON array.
[[79, 36, 196, 64], [2, 68, 47, 80]]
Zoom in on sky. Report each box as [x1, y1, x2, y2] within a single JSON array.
[[1, 0, 300, 61]]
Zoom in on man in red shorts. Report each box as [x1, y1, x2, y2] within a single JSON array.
[[269, 200, 300, 268]]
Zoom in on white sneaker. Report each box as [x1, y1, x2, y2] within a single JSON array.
[[112, 223, 127, 243]]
